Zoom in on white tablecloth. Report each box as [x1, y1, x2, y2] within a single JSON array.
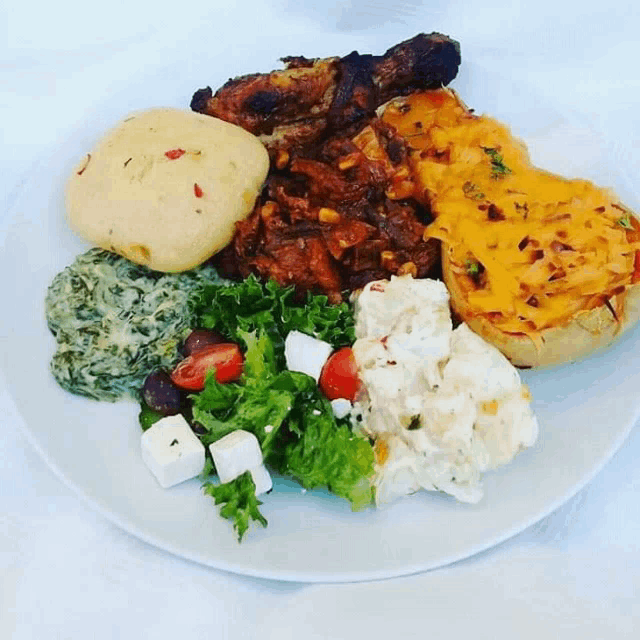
[[2, 1, 639, 637]]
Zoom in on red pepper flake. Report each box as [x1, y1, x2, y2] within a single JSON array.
[[531, 249, 545, 263], [194, 183, 203, 198], [165, 148, 186, 160], [77, 153, 91, 175], [550, 240, 574, 252], [487, 203, 506, 221]]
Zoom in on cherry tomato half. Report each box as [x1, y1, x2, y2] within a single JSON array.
[[319, 347, 360, 403], [170, 343, 243, 391]]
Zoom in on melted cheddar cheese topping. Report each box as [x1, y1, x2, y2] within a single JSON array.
[[382, 89, 639, 335]]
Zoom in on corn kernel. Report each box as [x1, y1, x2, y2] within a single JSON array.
[[380, 251, 396, 267], [338, 154, 359, 170], [386, 181, 415, 200], [260, 201, 278, 219], [398, 261, 417, 277], [318, 207, 341, 224], [374, 439, 390, 466], [481, 400, 499, 415], [275, 149, 290, 169]]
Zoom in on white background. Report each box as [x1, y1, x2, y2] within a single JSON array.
[[2, 1, 639, 637]]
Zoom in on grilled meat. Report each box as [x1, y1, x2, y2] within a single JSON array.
[[191, 33, 461, 151], [195, 33, 459, 300], [191, 56, 338, 150], [212, 120, 441, 301]]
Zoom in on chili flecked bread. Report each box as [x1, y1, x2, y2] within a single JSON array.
[[66, 108, 269, 273], [381, 89, 640, 368]]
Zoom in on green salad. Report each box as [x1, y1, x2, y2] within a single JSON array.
[[46, 250, 375, 541], [146, 275, 374, 540]]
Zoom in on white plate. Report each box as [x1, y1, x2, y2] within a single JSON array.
[[2, 34, 639, 583]]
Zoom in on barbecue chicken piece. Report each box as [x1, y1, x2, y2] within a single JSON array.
[[191, 33, 461, 152]]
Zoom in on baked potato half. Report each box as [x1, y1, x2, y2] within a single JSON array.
[[442, 246, 640, 368], [381, 89, 640, 368]]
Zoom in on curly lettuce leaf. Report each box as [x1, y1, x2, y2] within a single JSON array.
[[190, 275, 355, 368], [236, 327, 277, 383], [191, 330, 306, 458], [194, 380, 295, 457], [203, 472, 268, 542], [281, 392, 375, 511], [195, 327, 375, 513]]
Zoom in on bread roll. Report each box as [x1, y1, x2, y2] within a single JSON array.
[[66, 107, 269, 272]]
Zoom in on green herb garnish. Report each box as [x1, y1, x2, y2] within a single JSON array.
[[462, 181, 486, 200], [482, 147, 512, 179], [618, 215, 634, 230], [466, 260, 481, 277], [465, 259, 486, 287]]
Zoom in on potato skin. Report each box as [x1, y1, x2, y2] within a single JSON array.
[[442, 247, 640, 368]]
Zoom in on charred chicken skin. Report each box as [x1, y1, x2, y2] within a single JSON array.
[[192, 33, 461, 301], [191, 33, 461, 151]]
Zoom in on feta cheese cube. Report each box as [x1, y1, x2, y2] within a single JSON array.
[[250, 464, 273, 495], [208, 429, 263, 484], [331, 398, 352, 419], [141, 414, 205, 489], [284, 330, 333, 382]]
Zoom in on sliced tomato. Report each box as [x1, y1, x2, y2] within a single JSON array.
[[170, 343, 243, 391], [319, 347, 360, 403]]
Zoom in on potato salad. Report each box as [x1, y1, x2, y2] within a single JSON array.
[[351, 275, 539, 505]]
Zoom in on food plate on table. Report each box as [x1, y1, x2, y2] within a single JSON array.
[[2, 28, 640, 583]]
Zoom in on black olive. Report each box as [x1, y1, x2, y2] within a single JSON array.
[[190, 422, 208, 436], [181, 329, 226, 357], [142, 370, 182, 415]]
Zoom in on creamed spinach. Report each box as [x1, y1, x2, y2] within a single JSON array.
[[45, 248, 220, 401]]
